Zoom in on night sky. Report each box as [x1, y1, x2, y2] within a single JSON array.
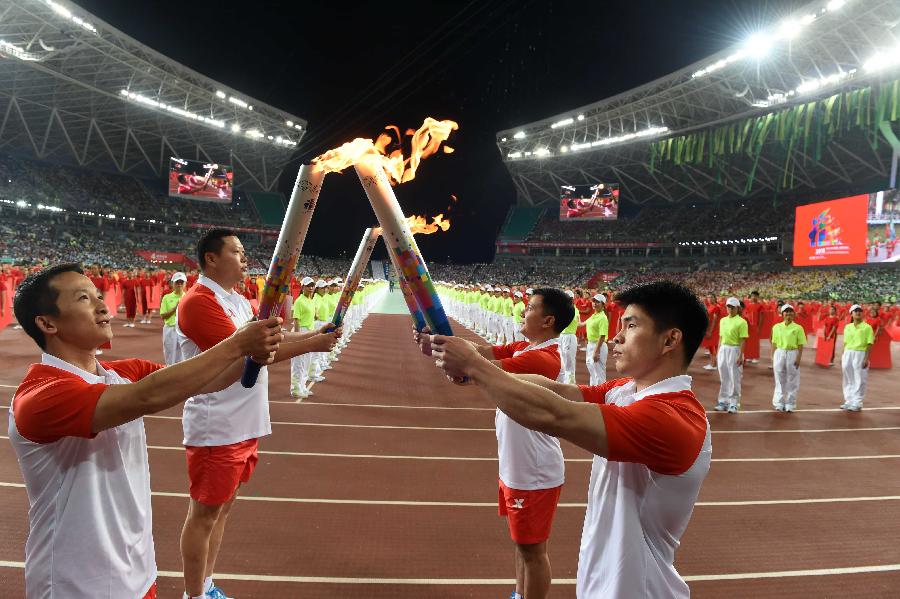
[[79, 0, 806, 263]]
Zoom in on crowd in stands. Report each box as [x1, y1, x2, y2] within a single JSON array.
[[529, 199, 800, 243], [0, 154, 896, 308], [0, 153, 259, 232]]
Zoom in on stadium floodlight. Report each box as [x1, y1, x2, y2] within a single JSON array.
[[501, 137, 507, 142], [215, 90, 226, 99], [744, 33, 774, 58], [0, 39, 42, 61], [550, 118, 574, 129], [45, 0, 98, 34], [228, 96, 249, 109], [286, 120, 294, 126], [778, 19, 803, 40], [568, 125, 669, 153], [294, 124, 303, 130], [120, 89, 225, 128], [534, 147, 551, 157], [560, 145, 569, 152], [863, 45, 900, 72], [508, 151, 523, 158], [513, 131, 526, 139], [577, 114, 585, 121], [16, 200, 28, 208], [230, 123, 241, 132], [826, 0, 846, 9]]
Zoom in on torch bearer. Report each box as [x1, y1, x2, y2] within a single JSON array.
[[355, 157, 453, 336], [330, 227, 379, 328], [240, 164, 324, 388]]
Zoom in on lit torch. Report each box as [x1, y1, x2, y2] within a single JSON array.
[[240, 164, 324, 388], [330, 227, 379, 328], [356, 159, 453, 335]]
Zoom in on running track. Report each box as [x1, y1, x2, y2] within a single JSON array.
[[1, 293, 899, 598]]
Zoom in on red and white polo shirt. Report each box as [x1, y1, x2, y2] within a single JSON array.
[[176, 274, 270, 446], [492, 339, 565, 490], [576, 375, 710, 598], [9, 353, 163, 598]]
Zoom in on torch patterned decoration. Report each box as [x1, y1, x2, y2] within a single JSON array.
[[330, 227, 379, 328], [381, 233, 428, 331], [355, 158, 453, 336], [241, 164, 325, 388]]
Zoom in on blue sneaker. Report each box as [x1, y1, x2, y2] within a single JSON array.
[[206, 587, 232, 599]]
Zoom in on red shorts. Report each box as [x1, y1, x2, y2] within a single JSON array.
[[142, 581, 157, 599], [498, 479, 562, 545], [186, 439, 259, 505]]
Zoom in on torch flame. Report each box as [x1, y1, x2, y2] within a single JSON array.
[[313, 117, 458, 185], [406, 213, 451, 235]]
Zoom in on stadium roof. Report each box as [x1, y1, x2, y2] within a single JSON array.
[[496, 0, 900, 206], [0, 0, 306, 191]]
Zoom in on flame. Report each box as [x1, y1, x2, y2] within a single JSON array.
[[405, 214, 451, 235], [312, 117, 458, 185]]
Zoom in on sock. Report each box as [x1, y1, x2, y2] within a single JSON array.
[[204, 576, 214, 592]]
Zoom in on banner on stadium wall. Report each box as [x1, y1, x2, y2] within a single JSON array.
[[135, 251, 198, 269], [186, 224, 279, 237], [497, 241, 663, 250]]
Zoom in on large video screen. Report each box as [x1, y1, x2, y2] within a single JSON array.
[[793, 189, 898, 266], [559, 183, 619, 220], [168, 157, 233, 202]]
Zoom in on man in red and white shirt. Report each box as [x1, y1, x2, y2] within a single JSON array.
[[432, 280, 711, 598], [421, 287, 574, 599], [176, 229, 341, 599], [8, 263, 284, 599]]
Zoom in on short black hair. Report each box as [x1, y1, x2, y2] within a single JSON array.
[[197, 228, 237, 268], [14, 263, 85, 350], [531, 287, 575, 335], [615, 281, 708, 368], [750, 290, 759, 296]]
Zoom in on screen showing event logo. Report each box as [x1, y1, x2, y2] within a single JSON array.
[[168, 157, 233, 202], [793, 190, 898, 266], [559, 183, 619, 220]]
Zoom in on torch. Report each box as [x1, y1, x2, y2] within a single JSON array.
[[355, 157, 453, 336], [330, 227, 379, 328], [240, 164, 324, 388], [381, 233, 428, 331]]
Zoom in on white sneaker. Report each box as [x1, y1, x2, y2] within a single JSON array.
[[714, 403, 727, 412], [750, 359, 759, 364], [703, 364, 716, 371], [846, 404, 862, 412], [784, 405, 795, 413], [727, 405, 738, 414], [839, 402, 850, 410]]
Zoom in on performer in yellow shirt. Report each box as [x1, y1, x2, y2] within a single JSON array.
[[841, 304, 875, 411], [290, 277, 317, 398], [584, 294, 609, 385], [716, 297, 748, 414], [770, 304, 806, 412]]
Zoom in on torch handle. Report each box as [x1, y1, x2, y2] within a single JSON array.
[[241, 357, 263, 388]]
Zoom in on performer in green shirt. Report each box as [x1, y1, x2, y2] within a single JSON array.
[[159, 272, 187, 365], [290, 276, 317, 398], [716, 297, 748, 413], [584, 294, 609, 385], [841, 304, 874, 411], [770, 304, 806, 412]]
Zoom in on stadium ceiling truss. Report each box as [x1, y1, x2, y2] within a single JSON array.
[[496, 0, 900, 207], [0, 0, 306, 191]]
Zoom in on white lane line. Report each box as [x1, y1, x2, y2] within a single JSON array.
[[683, 563, 900, 582], [3, 435, 894, 462], [145, 416, 900, 434], [715, 427, 900, 434], [1, 560, 899, 584], [1, 482, 899, 508], [282, 401, 495, 411], [708, 406, 900, 413]]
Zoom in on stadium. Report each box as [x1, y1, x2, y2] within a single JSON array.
[[1, 0, 899, 597]]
